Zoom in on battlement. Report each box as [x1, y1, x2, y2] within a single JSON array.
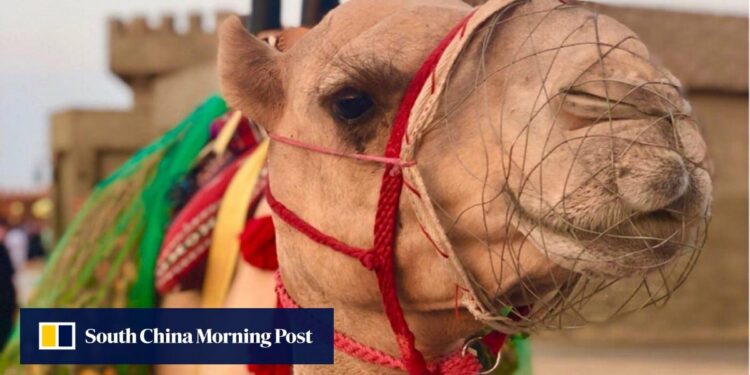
[[108, 11, 232, 83], [108, 12, 232, 37]]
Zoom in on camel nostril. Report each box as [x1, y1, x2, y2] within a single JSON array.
[[615, 151, 689, 213]]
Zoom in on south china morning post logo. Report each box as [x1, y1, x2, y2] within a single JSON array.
[[83, 327, 313, 347], [38, 322, 76, 350], [21, 308, 333, 365]]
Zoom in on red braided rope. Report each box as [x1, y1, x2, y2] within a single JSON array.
[[364, 11, 476, 374], [275, 272, 483, 374], [266, 11, 482, 375], [265, 185, 378, 270], [275, 272, 406, 370]]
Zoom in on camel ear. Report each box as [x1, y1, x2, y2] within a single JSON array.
[[218, 16, 285, 130]]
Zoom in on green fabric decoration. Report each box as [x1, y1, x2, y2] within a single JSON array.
[[0, 95, 227, 374], [128, 95, 226, 308]]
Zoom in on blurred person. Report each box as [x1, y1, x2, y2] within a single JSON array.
[[25, 220, 46, 261], [0, 219, 17, 349], [3, 224, 27, 272]]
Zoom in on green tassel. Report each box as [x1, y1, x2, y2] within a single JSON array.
[[128, 95, 226, 307], [0, 95, 227, 374]]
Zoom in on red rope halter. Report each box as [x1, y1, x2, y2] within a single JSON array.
[[265, 10, 507, 374], [275, 272, 486, 374]]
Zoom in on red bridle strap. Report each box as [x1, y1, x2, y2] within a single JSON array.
[[264, 186, 378, 270], [266, 11, 477, 375], [275, 272, 484, 374]]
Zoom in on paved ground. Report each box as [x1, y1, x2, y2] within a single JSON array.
[[532, 342, 748, 375]]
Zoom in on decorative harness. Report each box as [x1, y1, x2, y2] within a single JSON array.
[[264, 1, 528, 373]]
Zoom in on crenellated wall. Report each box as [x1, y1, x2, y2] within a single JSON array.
[[50, 12, 226, 234], [107, 13, 228, 114], [108, 13, 228, 77]]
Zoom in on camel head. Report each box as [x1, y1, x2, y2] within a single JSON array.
[[219, 0, 711, 361]]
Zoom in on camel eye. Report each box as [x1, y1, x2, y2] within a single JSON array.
[[331, 88, 374, 123]]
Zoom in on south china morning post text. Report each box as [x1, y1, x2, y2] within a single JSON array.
[[20, 308, 334, 365], [84, 327, 313, 347]]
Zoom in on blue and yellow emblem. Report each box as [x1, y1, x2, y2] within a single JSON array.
[[38, 323, 75, 350]]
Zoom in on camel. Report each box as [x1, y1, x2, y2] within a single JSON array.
[[216, 0, 712, 373]]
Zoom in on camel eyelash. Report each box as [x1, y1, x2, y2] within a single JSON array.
[[317, 54, 409, 102]]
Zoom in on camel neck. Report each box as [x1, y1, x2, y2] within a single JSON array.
[[275, 271, 490, 374]]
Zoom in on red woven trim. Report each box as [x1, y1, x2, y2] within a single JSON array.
[[266, 10, 478, 375], [367, 11, 476, 375], [274, 272, 299, 308], [264, 184, 378, 270], [156, 152, 249, 295], [156, 237, 212, 294], [434, 354, 483, 375], [274, 272, 484, 374]]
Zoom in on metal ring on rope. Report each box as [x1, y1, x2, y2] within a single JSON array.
[[461, 335, 503, 374]]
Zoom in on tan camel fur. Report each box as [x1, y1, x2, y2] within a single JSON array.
[[218, 0, 712, 373]]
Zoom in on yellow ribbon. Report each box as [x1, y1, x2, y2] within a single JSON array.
[[201, 139, 269, 308], [212, 110, 243, 156]]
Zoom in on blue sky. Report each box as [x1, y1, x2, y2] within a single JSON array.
[[0, 0, 746, 190]]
